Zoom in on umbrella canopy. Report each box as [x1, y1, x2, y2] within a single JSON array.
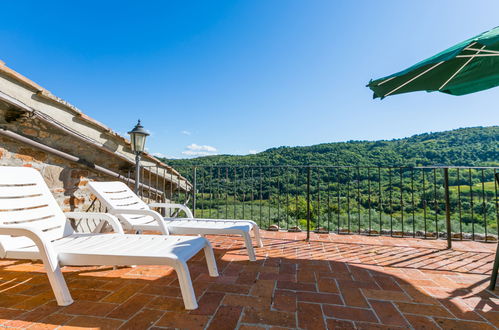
[[368, 26, 499, 99]]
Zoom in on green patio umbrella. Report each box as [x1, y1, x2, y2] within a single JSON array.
[[367, 26, 499, 98]]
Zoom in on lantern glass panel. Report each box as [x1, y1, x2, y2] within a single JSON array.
[[134, 133, 146, 153]]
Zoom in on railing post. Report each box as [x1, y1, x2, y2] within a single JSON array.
[[443, 167, 452, 249], [306, 166, 311, 242], [192, 166, 197, 218]]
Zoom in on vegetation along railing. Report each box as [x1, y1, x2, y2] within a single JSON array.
[[136, 165, 499, 247]]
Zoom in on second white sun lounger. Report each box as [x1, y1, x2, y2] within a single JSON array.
[[88, 181, 263, 261], [0, 166, 218, 310]]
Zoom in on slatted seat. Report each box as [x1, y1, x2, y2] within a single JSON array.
[[0, 166, 218, 310], [88, 181, 264, 261], [6, 234, 208, 265]]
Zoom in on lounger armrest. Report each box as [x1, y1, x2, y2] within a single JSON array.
[[110, 209, 169, 235], [0, 225, 59, 271], [148, 203, 194, 218], [64, 212, 124, 234]]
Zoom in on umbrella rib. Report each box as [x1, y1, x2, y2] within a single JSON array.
[[384, 61, 444, 97], [439, 45, 486, 91], [461, 41, 477, 52], [456, 53, 499, 58], [377, 76, 397, 86], [464, 47, 499, 55]]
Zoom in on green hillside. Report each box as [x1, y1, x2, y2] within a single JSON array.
[[164, 126, 498, 167], [160, 126, 498, 236]]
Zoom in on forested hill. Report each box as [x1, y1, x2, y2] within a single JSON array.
[[164, 126, 498, 167]]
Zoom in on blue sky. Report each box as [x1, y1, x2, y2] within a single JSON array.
[[1, 1, 498, 158]]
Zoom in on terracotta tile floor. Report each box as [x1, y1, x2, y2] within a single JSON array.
[[0, 231, 498, 329]]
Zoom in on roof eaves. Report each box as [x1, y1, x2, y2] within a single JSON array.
[[0, 60, 188, 185]]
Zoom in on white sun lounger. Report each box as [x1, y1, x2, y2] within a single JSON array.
[[0, 166, 218, 310], [88, 181, 263, 261]]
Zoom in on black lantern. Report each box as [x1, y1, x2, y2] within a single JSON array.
[[128, 120, 149, 153], [128, 120, 149, 193]]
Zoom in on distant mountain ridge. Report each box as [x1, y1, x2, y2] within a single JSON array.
[[163, 126, 498, 168]]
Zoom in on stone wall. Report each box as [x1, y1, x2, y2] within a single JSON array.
[[0, 133, 109, 213]]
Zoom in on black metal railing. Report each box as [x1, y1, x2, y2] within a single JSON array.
[[123, 166, 192, 205], [136, 165, 499, 246]]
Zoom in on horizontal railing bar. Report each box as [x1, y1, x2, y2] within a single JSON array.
[[150, 165, 499, 170], [417, 166, 499, 170]]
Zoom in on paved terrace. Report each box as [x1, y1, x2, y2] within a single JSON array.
[[0, 232, 497, 329]]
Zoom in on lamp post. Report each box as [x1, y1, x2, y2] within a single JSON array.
[[128, 120, 149, 194]]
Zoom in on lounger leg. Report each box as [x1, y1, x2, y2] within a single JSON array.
[[254, 225, 264, 248], [175, 261, 198, 310], [243, 232, 257, 261], [43, 263, 74, 306], [203, 241, 219, 277]]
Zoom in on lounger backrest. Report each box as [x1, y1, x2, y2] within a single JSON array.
[[87, 181, 154, 227], [0, 167, 74, 251]]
